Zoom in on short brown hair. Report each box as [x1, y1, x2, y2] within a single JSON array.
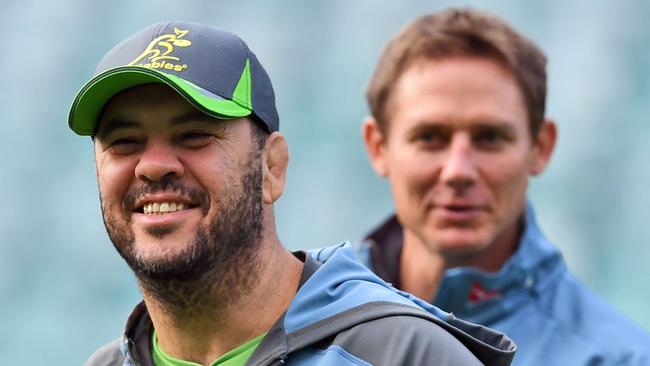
[[366, 8, 547, 135]]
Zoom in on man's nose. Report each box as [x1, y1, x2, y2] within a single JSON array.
[[439, 135, 477, 191], [134, 141, 185, 183]]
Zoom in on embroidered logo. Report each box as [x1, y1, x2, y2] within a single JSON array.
[[468, 282, 501, 304], [129, 27, 192, 72]]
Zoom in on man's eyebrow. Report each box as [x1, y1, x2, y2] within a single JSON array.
[[407, 120, 519, 136], [471, 121, 518, 133], [409, 121, 451, 132], [170, 110, 221, 126], [96, 118, 141, 137]]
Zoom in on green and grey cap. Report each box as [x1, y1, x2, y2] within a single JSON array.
[[68, 21, 279, 135]]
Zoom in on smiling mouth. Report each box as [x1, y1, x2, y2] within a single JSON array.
[[446, 206, 479, 212], [436, 205, 488, 218], [137, 202, 196, 215]]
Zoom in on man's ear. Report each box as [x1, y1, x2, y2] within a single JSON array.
[[530, 119, 557, 176], [362, 116, 389, 177], [262, 132, 289, 204]]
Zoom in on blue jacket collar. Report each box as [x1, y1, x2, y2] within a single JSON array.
[[363, 202, 565, 323], [434, 203, 565, 322]]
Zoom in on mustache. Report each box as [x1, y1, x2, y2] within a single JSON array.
[[123, 178, 210, 214]]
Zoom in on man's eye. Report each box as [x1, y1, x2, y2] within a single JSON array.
[[415, 132, 446, 148], [109, 138, 142, 154], [475, 130, 507, 148], [184, 132, 210, 139], [179, 132, 213, 147]]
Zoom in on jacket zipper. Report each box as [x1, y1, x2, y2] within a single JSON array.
[[271, 355, 287, 365]]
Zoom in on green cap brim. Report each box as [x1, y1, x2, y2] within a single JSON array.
[[68, 66, 252, 136]]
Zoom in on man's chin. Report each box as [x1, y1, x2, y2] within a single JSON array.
[[144, 225, 176, 239], [119, 238, 200, 279], [136, 247, 187, 264], [426, 229, 490, 255], [133, 220, 188, 239], [129, 253, 197, 280], [133, 224, 194, 248]]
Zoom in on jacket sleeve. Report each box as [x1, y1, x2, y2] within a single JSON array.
[[83, 337, 127, 366]]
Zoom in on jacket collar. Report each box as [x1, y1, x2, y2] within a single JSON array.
[[364, 202, 565, 323], [119, 251, 318, 366]]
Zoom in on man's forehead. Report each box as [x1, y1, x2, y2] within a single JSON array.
[[387, 58, 525, 122], [96, 85, 215, 133], [103, 83, 189, 111], [101, 110, 226, 133]]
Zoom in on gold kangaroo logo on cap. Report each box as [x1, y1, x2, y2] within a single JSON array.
[[129, 28, 192, 72]]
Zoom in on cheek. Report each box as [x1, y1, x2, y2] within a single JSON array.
[[187, 155, 228, 188], [184, 156, 233, 210], [386, 148, 439, 210], [480, 150, 531, 209], [96, 158, 136, 205]]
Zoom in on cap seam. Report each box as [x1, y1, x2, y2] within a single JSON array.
[[157, 21, 171, 38], [150, 22, 166, 43], [246, 60, 251, 109]]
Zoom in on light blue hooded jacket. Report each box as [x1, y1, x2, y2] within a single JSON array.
[[357, 204, 650, 366]]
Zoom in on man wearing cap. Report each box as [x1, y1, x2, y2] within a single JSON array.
[[69, 22, 515, 366], [358, 8, 650, 366]]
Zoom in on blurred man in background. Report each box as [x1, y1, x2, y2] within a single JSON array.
[[68, 21, 515, 366], [359, 7, 650, 365]]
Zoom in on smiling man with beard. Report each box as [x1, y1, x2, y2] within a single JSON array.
[[68, 21, 516, 366], [98, 91, 268, 312]]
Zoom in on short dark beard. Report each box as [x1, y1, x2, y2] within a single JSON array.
[[100, 146, 265, 316]]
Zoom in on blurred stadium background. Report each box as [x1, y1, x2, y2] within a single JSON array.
[[1, 0, 649, 364]]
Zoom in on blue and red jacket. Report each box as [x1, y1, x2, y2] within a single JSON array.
[[356, 204, 650, 366]]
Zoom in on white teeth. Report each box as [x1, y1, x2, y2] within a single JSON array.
[[142, 202, 189, 215]]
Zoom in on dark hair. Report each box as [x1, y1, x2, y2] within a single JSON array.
[[366, 7, 547, 136], [250, 115, 270, 152]]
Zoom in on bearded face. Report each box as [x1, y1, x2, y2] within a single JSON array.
[[93, 84, 268, 310], [101, 154, 263, 282]]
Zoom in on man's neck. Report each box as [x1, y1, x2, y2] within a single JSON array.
[[400, 232, 446, 301], [143, 242, 304, 365], [400, 220, 522, 302]]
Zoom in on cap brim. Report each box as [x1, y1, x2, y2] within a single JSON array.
[[68, 66, 252, 136]]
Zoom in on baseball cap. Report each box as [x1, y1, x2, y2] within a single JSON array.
[[68, 21, 279, 135]]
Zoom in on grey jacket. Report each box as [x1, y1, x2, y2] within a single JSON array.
[[85, 244, 516, 365]]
